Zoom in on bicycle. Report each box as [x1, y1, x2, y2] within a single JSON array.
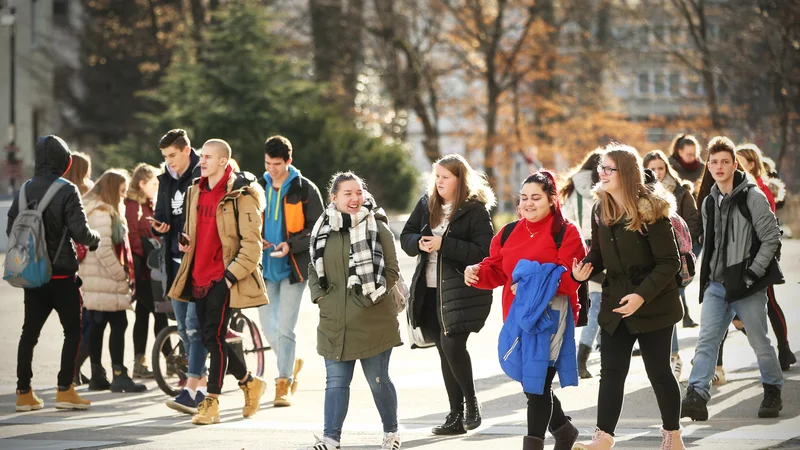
[[151, 309, 271, 397]]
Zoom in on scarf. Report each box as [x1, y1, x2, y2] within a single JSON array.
[[661, 172, 678, 193], [676, 155, 700, 172], [310, 198, 387, 301]]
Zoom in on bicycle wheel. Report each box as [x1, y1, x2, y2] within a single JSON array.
[[230, 312, 266, 378], [152, 325, 188, 397]]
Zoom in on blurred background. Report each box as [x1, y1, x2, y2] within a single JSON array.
[[0, 0, 797, 225]]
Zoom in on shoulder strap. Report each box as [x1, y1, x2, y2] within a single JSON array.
[[500, 220, 519, 246], [577, 193, 583, 227], [554, 223, 567, 249], [737, 190, 752, 223], [18, 181, 29, 212], [37, 180, 67, 213]]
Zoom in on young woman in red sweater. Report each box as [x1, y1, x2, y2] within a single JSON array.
[[464, 170, 586, 450]]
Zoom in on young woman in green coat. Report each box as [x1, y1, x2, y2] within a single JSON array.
[[302, 172, 402, 450]]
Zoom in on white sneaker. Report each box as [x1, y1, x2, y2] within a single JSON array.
[[382, 432, 401, 449], [712, 366, 727, 386], [298, 434, 339, 450], [670, 354, 683, 382]]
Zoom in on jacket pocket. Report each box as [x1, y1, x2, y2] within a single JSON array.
[[723, 259, 753, 302], [284, 200, 305, 234], [351, 286, 377, 308]]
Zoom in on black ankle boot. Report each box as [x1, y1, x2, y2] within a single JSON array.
[[432, 410, 466, 435], [778, 342, 796, 371], [522, 435, 544, 450], [464, 396, 481, 430], [577, 344, 593, 379], [549, 418, 579, 450], [89, 363, 110, 391], [110, 365, 147, 393]]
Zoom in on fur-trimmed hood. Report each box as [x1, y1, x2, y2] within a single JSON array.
[[638, 184, 676, 224], [467, 186, 497, 210], [125, 189, 151, 206]]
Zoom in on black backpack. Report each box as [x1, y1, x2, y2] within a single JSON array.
[[500, 221, 590, 327]]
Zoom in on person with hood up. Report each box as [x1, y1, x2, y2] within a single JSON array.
[[257, 135, 323, 407], [300, 172, 402, 450], [465, 170, 586, 450], [572, 144, 684, 450], [560, 149, 603, 379], [9, 135, 101, 412], [168, 139, 269, 425]]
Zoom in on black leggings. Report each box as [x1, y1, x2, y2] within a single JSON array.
[[132, 275, 168, 356], [717, 285, 788, 366], [597, 323, 680, 434], [423, 288, 476, 412], [89, 310, 128, 366], [526, 366, 568, 438]]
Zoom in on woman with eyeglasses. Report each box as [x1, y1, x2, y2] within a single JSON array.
[[571, 145, 685, 450], [668, 134, 705, 185]]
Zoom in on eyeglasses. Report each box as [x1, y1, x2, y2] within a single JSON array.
[[597, 165, 618, 176]]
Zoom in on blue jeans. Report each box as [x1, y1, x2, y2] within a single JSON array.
[[687, 281, 783, 400], [323, 349, 398, 443], [172, 298, 208, 379], [258, 278, 306, 380], [579, 291, 602, 348]]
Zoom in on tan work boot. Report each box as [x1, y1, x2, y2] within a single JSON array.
[[573, 427, 615, 450], [15, 389, 43, 412], [55, 384, 91, 410], [192, 397, 220, 425], [660, 428, 686, 450], [290, 358, 304, 395], [240, 374, 266, 418], [274, 378, 292, 407]]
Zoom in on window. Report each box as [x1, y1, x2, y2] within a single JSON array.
[[639, 72, 650, 95], [653, 25, 665, 43], [654, 73, 665, 95], [669, 72, 681, 96], [688, 78, 702, 96], [640, 26, 650, 47]]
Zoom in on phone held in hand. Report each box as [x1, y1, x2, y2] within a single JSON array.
[[270, 251, 283, 258], [180, 233, 190, 247]]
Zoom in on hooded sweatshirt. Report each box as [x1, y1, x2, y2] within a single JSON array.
[[191, 164, 234, 297], [261, 165, 301, 283], [154, 149, 201, 267]]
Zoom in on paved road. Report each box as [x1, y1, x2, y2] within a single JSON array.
[[1, 240, 799, 450]]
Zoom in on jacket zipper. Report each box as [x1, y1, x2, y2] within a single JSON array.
[[438, 224, 451, 336], [503, 337, 520, 361]]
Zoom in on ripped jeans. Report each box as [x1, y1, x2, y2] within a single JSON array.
[[172, 299, 208, 379], [323, 348, 398, 442]]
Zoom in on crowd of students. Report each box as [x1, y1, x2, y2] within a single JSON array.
[[6, 129, 792, 450]]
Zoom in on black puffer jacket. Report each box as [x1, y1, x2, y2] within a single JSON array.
[[6, 136, 100, 276], [401, 195, 494, 335]]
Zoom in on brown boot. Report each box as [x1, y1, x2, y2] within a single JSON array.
[[55, 384, 91, 410], [290, 358, 303, 395], [274, 378, 292, 407], [15, 389, 43, 412], [240, 374, 266, 418], [660, 428, 685, 450], [522, 435, 544, 450]]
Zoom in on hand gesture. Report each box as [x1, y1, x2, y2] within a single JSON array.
[[262, 239, 271, 250], [153, 221, 170, 234], [420, 236, 443, 252], [273, 242, 290, 257], [572, 258, 593, 282], [178, 233, 193, 254], [613, 293, 645, 318], [464, 264, 480, 286]]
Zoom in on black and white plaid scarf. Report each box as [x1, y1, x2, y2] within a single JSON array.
[[310, 198, 387, 301]]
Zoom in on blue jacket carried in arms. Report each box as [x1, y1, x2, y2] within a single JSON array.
[[498, 260, 578, 395]]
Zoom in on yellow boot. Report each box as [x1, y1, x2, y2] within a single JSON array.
[[274, 378, 292, 407], [240, 374, 266, 418], [55, 384, 91, 410], [191, 397, 219, 425], [15, 389, 43, 412], [290, 358, 304, 395]]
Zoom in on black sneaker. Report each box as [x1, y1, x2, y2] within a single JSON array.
[[778, 343, 796, 371], [464, 397, 481, 430], [110, 365, 148, 393], [758, 384, 782, 418], [681, 386, 708, 421], [432, 411, 467, 435]]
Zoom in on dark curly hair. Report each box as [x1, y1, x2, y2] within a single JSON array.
[[264, 135, 292, 161]]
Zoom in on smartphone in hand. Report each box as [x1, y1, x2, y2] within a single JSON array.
[[179, 233, 190, 247], [146, 217, 163, 227]]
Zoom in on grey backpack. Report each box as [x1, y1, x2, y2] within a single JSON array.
[[3, 180, 69, 288]]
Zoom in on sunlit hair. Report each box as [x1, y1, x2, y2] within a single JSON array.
[[592, 144, 649, 232], [64, 151, 92, 195], [559, 148, 602, 204], [696, 136, 736, 209], [127, 163, 158, 204], [328, 171, 366, 198], [643, 150, 687, 186], [669, 133, 701, 159], [85, 169, 130, 217], [735, 144, 765, 180], [522, 170, 565, 237], [428, 154, 496, 228]]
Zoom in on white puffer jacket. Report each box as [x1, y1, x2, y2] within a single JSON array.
[[562, 170, 596, 238], [79, 198, 132, 311]]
